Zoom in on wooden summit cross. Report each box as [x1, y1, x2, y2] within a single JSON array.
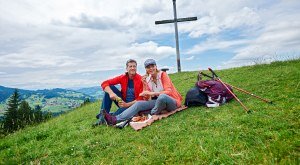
[[155, 0, 197, 72]]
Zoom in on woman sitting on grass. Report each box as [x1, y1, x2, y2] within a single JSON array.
[[103, 59, 182, 125]]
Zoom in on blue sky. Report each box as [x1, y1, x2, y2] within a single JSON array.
[[0, 0, 299, 89]]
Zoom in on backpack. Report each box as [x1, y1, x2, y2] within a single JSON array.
[[184, 86, 208, 106], [197, 80, 234, 107]]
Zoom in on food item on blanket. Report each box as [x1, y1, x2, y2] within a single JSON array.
[[132, 115, 148, 122], [139, 115, 148, 122], [132, 116, 142, 122]]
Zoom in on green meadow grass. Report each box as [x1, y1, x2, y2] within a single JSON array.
[[0, 59, 299, 164]]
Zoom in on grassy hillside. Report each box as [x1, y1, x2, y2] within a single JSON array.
[[0, 59, 299, 164]]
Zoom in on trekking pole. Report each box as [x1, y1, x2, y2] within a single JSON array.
[[226, 84, 272, 104], [208, 68, 251, 113], [200, 72, 272, 104], [199, 72, 213, 80]]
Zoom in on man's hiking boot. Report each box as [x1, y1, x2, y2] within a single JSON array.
[[92, 115, 106, 127], [92, 109, 107, 127], [102, 110, 117, 125], [96, 109, 107, 119], [96, 113, 101, 119]]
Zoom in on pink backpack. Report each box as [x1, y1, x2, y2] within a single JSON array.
[[197, 80, 234, 107]]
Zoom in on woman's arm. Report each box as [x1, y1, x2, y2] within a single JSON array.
[[159, 72, 173, 95]]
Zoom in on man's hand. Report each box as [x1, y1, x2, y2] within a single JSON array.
[[118, 101, 129, 108], [109, 92, 118, 100]]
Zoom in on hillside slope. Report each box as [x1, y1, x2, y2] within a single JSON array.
[[0, 59, 299, 164]]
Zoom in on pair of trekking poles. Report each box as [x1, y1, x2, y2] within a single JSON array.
[[199, 68, 273, 113]]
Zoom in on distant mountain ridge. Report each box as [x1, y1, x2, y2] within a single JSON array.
[[0, 86, 99, 103], [0, 86, 34, 102], [0, 85, 104, 117], [74, 86, 104, 99]]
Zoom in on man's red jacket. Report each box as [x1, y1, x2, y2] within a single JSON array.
[[101, 73, 144, 101]]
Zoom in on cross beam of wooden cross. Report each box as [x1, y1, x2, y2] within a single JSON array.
[[155, 0, 197, 72], [155, 17, 197, 25]]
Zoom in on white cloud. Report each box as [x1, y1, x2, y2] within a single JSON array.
[[187, 39, 250, 54], [183, 0, 300, 68], [0, 0, 299, 89], [176, 0, 262, 38], [185, 56, 195, 60], [223, 5, 300, 68]]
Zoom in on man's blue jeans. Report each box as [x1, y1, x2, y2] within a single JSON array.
[[96, 85, 127, 119]]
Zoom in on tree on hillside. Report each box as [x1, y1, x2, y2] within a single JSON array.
[[18, 100, 34, 127], [33, 105, 44, 123], [1, 91, 54, 134], [81, 98, 90, 106], [3, 89, 20, 132], [43, 111, 52, 120]]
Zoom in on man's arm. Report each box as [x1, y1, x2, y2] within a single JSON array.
[[101, 74, 123, 100], [101, 75, 123, 90], [104, 86, 118, 101]]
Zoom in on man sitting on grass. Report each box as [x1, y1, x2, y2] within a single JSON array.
[[94, 59, 144, 126]]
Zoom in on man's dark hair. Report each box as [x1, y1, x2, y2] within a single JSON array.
[[126, 59, 137, 67]]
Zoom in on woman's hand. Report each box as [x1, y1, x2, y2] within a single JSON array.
[[139, 91, 158, 97], [142, 74, 148, 84], [142, 75, 148, 91], [139, 91, 151, 97], [139, 91, 150, 100]]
